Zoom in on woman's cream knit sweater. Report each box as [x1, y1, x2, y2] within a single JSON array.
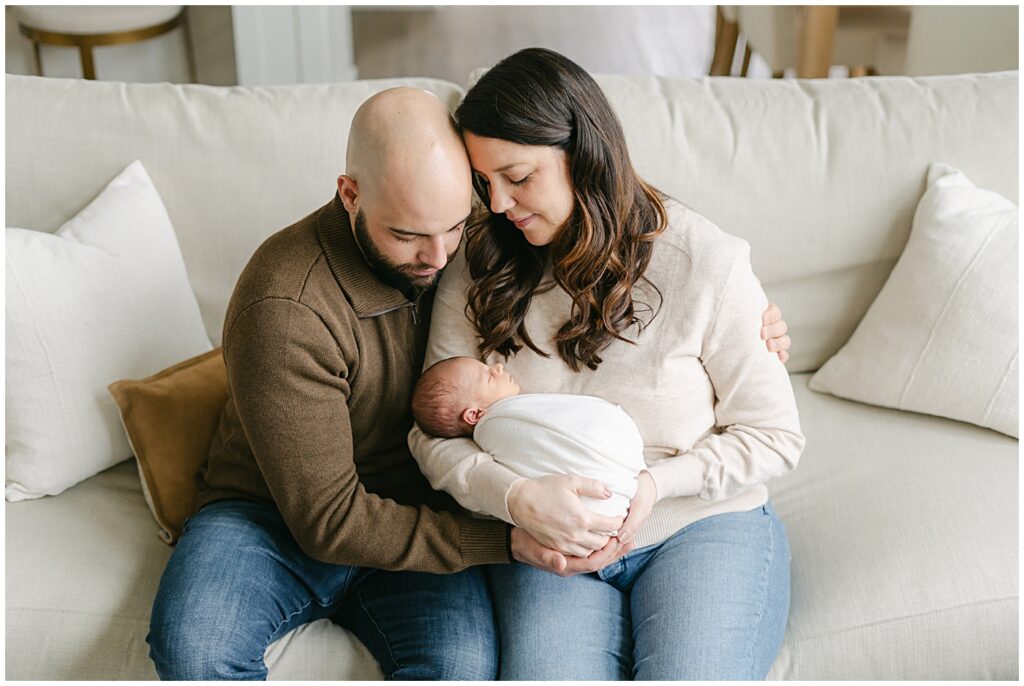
[[409, 200, 805, 549]]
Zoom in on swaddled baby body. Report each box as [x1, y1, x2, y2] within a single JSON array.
[[411, 356, 646, 517]]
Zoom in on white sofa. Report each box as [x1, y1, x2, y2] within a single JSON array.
[[5, 70, 1018, 680]]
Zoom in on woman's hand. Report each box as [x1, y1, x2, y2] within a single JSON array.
[[507, 475, 625, 557], [617, 470, 657, 544]]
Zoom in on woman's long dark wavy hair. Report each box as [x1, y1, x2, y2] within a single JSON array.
[[455, 47, 668, 372]]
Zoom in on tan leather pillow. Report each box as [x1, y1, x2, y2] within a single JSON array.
[[108, 348, 227, 544]]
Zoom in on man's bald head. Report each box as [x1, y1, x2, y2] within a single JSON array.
[[336, 87, 476, 295], [345, 87, 471, 211]]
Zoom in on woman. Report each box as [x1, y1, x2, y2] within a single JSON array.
[[409, 48, 804, 680]]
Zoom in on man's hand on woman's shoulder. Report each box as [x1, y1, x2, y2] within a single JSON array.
[[761, 302, 791, 364]]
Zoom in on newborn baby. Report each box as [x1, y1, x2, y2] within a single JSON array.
[[411, 356, 646, 517]]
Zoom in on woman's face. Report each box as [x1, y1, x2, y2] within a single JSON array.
[[463, 131, 576, 247]]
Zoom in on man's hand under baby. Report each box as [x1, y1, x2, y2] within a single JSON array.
[[510, 527, 635, 577]]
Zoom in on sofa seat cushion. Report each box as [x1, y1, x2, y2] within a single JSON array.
[[768, 374, 1018, 679], [4, 460, 383, 680], [6, 374, 1017, 680]]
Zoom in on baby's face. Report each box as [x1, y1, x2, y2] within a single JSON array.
[[450, 357, 521, 408]]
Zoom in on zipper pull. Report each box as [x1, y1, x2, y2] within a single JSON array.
[[411, 303, 421, 325]]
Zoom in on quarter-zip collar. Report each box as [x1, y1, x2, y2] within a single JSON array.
[[316, 193, 414, 319]]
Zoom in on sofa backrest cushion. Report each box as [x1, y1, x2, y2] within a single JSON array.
[[590, 71, 1018, 371], [5, 75, 466, 345], [7, 72, 1018, 371]]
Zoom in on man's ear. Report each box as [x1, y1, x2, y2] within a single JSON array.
[[337, 175, 359, 213], [462, 407, 487, 427]]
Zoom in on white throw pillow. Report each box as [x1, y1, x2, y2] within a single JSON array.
[[6, 160, 213, 501], [810, 163, 1018, 437]]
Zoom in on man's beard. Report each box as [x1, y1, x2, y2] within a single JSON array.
[[353, 209, 452, 296]]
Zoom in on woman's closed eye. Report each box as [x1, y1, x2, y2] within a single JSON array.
[[510, 174, 531, 187]]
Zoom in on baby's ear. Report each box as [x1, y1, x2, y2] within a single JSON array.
[[462, 407, 487, 426]]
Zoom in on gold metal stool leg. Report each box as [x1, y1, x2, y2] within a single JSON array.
[[17, 9, 188, 82], [31, 40, 43, 76], [78, 44, 96, 80]]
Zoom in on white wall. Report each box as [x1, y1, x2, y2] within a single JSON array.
[[904, 5, 1017, 76], [6, 5, 1018, 86], [231, 6, 356, 86], [351, 5, 718, 84]]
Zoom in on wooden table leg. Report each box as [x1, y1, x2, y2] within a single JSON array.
[[740, 42, 752, 76], [710, 6, 740, 76], [182, 8, 197, 83], [796, 5, 838, 78]]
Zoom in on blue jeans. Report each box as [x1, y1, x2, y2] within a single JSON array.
[[147, 499, 497, 680], [487, 503, 791, 680]]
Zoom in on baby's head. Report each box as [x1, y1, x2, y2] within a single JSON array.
[[412, 357, 521, 438]]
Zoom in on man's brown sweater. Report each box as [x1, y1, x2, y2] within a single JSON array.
[[198, 195, 510, 573]]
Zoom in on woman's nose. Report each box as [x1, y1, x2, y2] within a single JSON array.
[[489, 186, 514, 214]]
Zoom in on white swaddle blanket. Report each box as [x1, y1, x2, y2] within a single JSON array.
[[474, 394, 646, 518]]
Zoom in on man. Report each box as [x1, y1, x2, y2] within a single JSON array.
[[147, 87, 792, 680]]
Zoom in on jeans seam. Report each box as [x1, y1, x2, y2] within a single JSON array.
[[320, 566, 356, 608], [746, 509, 774, 679], [354, 582, 401, 678], [267, 597, 315, 645]]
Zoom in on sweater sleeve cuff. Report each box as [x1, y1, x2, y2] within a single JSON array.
[[468, 461, 527, 524], [459, 517, 512, 567], [647, 455, 705, 501]]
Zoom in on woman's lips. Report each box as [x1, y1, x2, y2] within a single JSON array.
[[509, 214, 535, 229]]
